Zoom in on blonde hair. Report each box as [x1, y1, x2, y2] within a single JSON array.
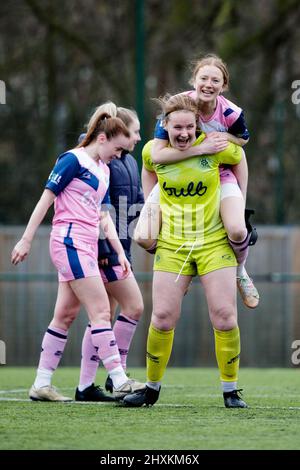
[[86, 101, 139, 131], [154, 93, 199, 123], [189, 53, 229, 91], [117, 107, 139, 127], [86, 102, 118, 127]]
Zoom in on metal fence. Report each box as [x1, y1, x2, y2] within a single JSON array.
[[1, 225, 300, 368]]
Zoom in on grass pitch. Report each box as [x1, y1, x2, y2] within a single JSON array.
[[0, 367, 299, 450]]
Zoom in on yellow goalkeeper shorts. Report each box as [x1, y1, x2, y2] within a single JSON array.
[[153, 237, 237, 277]]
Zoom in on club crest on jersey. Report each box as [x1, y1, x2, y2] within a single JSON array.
[[199, 158, 209, 167]]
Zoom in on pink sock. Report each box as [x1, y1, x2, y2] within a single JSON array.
[[38, 326, 68, 372], [229, 233, 250, 266], [113, 314, 138, 370], [90, 325, 123, 374], [79, 324, 99, 387]]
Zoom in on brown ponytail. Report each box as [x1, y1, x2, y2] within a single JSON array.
[[77, 111, 130, 148]]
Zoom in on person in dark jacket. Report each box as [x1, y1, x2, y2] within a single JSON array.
[[75, 102, 145, 402]]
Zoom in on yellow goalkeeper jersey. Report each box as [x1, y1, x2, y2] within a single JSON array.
[[142, 133, 242, 248]]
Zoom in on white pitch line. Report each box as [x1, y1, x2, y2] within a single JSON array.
[[249, 405, 300, 411], [0, 396, 300, 410], [1, 389, 300, 399], [0, 397, 193, 407], [0, 389, 299, 410], [0, 398, 30, 402]]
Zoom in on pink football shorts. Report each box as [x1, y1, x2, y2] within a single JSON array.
[[100, 264, 134, 283], [50, 236, 100, 282]]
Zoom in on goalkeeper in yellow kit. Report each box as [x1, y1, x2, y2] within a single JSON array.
[[124, 93, 247, 408]]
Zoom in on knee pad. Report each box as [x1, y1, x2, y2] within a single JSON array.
[[245, 209, 258, 246]]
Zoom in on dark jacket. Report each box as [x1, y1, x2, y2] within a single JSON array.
[[98, 152, 144, 265]]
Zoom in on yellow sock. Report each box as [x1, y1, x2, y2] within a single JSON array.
[[214, 326, 240, 382], [146, 323, 174, 383]]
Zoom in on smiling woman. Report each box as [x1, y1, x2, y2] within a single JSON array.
[[75, 102, 146, 403], [150, 54, 259, 311], [123, 93, 248, 409], [77, 113, 130, 164], [10, 109, 145, 402]]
